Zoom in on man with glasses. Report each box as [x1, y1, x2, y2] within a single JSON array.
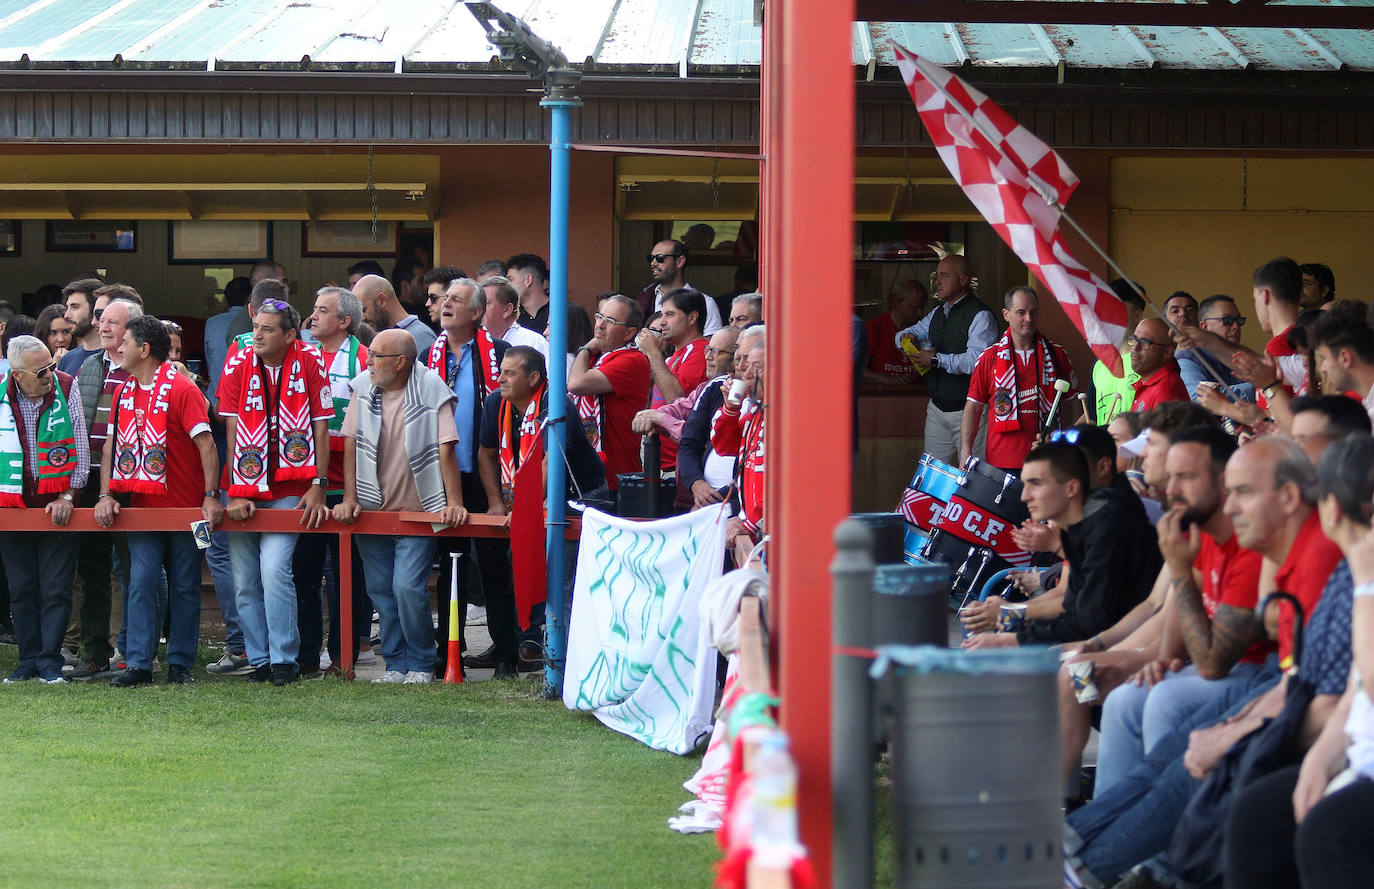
[[0, 336, 87, 683], [1129, 318, 1190, 412], [673, 325, 751, 510], [635, 240, 723, 335], [1176, 294, 1256, 403], [421, 266, 463, 330], [569, 295, 652, 502]]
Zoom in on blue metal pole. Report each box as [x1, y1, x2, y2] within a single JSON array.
[[541, 95, 579, 695]]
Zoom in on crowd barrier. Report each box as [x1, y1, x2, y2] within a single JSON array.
[[0, 508, 581, 679]]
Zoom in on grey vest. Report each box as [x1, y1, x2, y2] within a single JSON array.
[[927, 294, 990, 412]]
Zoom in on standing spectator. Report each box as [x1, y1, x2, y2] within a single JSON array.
[[711, 330, 767, 547], [1299, 261, 1335, 309], [57, 277, 104, 378], [481, 276, 549, 358], [34, 305, 73, 365], [1090, 279, 1146, 424], [728, 293, 762, 330], [0, 336, 87, 683], [96, 317, 221, 687], [335, 330, 467, 684], [220, 300, 333, 686], [224, 262, 288, 344], [294, 286, 372, 676], [637, 288, 710, 475], [671, 326, 750, 509], [865, 279, 926, 384], [545, 301, 594, 379], [1129, 318, 1190, 411], [347, 260, 385, 287], [1176, 294, 1255, 403], [421, 266, 464, 329], [353, 274, 435, 356], [894, 254, 996, 464], [635, 240, 723, 334], [568, 295, 651, 498], [204, 276, 250, 407], [962, 286, 1078, 471], [506, 253, 551, 334]]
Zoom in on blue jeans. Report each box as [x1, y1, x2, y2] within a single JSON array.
[[207, 430, 244, 652], [1066, 660, 1279, 885], [356, 534, 437, 674], [1095, 661, 1266, 795], [229, 496, 301, 667], [126, 531, 202, 671]]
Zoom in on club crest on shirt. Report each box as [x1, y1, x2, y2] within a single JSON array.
[[992, 389, 1015, 420], [48, 445, 71, 468], [142, 446, 166, 476], [236, 447, 265, 480], [116, 447, 138, 475]]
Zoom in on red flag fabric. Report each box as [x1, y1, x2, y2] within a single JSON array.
[[510, 439, 547, 632], [893, 44, 1131, 376]]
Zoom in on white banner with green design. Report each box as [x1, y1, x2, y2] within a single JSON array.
[[563, 505, 726, 754]]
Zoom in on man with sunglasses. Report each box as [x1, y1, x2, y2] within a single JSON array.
[[1176, 294, 1256, 403], [634, 240, 723, 335], [1129, 317, 1190, 412], [0, 336, 88, 683], [569, 295, 651, 502]]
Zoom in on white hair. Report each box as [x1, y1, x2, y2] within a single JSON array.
[[105, 298, 143, 321], [446, 277, 485, 313], [7, 334, 47, 368], [737, 324, 765, 351]]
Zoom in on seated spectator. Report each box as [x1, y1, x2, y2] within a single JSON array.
[[568, 295, 651, 499], [1119, 401, 1220, 523], [1129, 318, 1189, 411], [1289, 394, 1373, 465], [964, 440, 1160, 649], [0, 335, 87, 684], [1299, 261, 1335, 309], [334, 330, 466, 685]]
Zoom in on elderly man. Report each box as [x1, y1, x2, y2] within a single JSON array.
[[1129, 317, 1189, 411], [568, 294, 652, 500], [476, 346, 607, 675], [335, 330, 466, 685], [635, 240, 723, 334], [294, 285, 372, 676], [1176, 294, 1255, 403], [220, 300, 333, 686], [673, 326, 754, 509], [633, 325, 741, 444], [96, 317, 221, 687], [894, 255, 997, 465], [0, 336, 87, 683], [962, 286, 1078, 472], [353, 273, 436, 355], [711, 329, 767, 546], [1090, 280, 1147, 425], [728, 293, 762, 330], [481, 275, 549, 358]]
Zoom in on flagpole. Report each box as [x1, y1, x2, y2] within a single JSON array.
[[896, 43, 1240, 394]]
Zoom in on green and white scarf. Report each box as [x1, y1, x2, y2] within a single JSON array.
[[0, 371, 77, 506]]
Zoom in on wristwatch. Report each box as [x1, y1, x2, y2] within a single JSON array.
[[205, 489, 221, 499], [311, 477, 329, 488], [59, 491, 74, 502], [1260, 382, 1282, 401]]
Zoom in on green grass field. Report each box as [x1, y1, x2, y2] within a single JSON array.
[[0, 648, 717, 889]]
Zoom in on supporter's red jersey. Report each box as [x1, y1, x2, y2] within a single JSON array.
[[596, 347, 651, 491], [651, 337, 709, 471], [1196, 531, 1273, 665], [1273, 510, 1344, 670], [128, 373, 213, 509]]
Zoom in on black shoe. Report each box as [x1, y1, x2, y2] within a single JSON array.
[[493, 661, 518, 679], [461, 644, 499, 669], [245, 664, 272, 683], [270, 663, 299, 686], [0, 626, 16, 645], [517, 640, 544, 672], [166, 665, 194, 685], [111, 668, 153, 688]]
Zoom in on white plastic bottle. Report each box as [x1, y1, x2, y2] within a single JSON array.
[[750, 731, 801, 866]]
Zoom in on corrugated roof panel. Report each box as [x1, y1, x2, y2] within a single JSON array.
[[1306, 28, 1374, 70], [312, 0, 461, 63], [1043, 24, 1155, 68], [34, 0, 204, 61], [219, 0, 378, 62], [406, 0, 509, 63], [692, 0, 759, 66], [955, 23, 1057, 67], [525, 0, 619, 63], [1220, 27, 1337, 69], [0, 0, 125, 56], [597, 0, 696, 65], [132, 0, 288, 62], [870, 22, 965, 67], [1133, 25, 1244, 69]]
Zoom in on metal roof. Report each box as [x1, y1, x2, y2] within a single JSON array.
[[0, 0, 1371, 72]]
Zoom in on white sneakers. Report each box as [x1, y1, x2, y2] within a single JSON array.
[[371, 670, 406, 684], [403, 671, 433, 685]]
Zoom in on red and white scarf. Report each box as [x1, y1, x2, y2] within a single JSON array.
[[987, 332, 1059, 434], [574, 345, 636, 454], [427, 328, 501, 395], [227, 340, 319, 499], [498, 383, 546, 509], [738, 402, 765, 536], [109, 361, 178, 494]]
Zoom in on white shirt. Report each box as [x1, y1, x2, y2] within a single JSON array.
[[1364, 382, 1374, 431], [487, 321, 549, 360], [651, 283, 723, 335]]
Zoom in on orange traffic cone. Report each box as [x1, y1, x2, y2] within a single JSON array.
[[443, 551, 464, 685]]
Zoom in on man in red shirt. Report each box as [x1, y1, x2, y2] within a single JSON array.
[[219, 300, 334, 686], [96, 316, 222, 687], [1129, 317, 1189, 411], [963, 286, 1078, 471], [638, 287, 710, 475], [569, 294, 651, 503], [864, 280, 926, 384]]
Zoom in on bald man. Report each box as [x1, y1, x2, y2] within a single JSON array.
[[353, 274, 436, 356], [894, 255, 996, 464], [1129, 317, 1189, 411]]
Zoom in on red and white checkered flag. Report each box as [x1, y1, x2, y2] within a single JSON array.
[[894, 44, 1130, 376]]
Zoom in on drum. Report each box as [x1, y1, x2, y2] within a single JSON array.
[[928, 456, 1033, 573], [902, 524, 931, 567], [898, 453, 962, 534]]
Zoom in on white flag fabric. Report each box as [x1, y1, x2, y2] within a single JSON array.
[[563, 505, 727, 754]]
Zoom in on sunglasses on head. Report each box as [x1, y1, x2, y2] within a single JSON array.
[[1049, 428, 1083, 445], [261, 299, 290, 312]]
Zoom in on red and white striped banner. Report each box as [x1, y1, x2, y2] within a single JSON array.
[[894, 44, 1130, 376]]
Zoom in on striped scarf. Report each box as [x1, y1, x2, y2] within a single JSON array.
[[498, 383, 546, 509], [109, 361, 178, 494], [987, 332, 1059, 434], [226, 340, 321, 499], [0, 371, 77, 506], [351, 365, 453, 512], [574, 345, 636, 454], [324, 337, 362, 441], [426, 328, 500, 395]]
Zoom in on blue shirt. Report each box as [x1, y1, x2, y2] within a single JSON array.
[[204, 305, 245, 408], [1299, 559, 1354, 696], [446, 342, 476, 473], [1176, 347, 1256, 405]]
